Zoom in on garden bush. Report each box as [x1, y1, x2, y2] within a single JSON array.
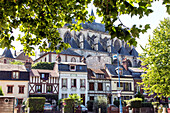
[[25, 97, 46, 112], [135, 92, 144, 102], [93, 96, 107, 113], [32, 62, 55, 70], [113, 99, 126, 107], [128, 98, 142, 108], [87, 100, 94, 111], [64, 99, 74, 113]]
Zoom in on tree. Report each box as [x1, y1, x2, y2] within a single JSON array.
[[139, 18, 170, 98], [0, 86, 4, 96], [0, 0, 169, 55]]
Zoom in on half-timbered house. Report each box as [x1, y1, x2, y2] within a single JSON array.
[[29, 63, 59, 106]]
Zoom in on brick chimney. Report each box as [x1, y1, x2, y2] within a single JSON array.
[[122, 58, 128, 70], [25, 62, 32, 71]]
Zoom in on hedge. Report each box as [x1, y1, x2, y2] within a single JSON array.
[[127, 98, 142, 108], [25, 97, 46, 112], [32, 62, 55, 70], [141, 102, 153, 107]]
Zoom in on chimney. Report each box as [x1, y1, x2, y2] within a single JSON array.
[[122, 58, 128, 70], [94, 38, 98, 51], [53, 58, 59, 76], [107, 40, 111, 53], [25, 62, 32, 71], [79, 35, 84, 49]]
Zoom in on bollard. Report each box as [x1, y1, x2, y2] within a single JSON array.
[[99, 108, 101, 113]]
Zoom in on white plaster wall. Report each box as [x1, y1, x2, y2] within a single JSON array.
[[59, 73, 88, 105], [0, 80, 29, 102]]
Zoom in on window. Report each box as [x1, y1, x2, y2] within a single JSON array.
[[62, 94, 67, 99], [45, 57, 46, 62], [96, 74, 104, 79], [89, 83, 94, 91], [62, 79, 67, 88], [80, 79, 85, 88], [4, 59, 7, 64], [71, 79, 76, 88], [70, 65, 76, 71], [47, 85, 52, 93], [117, 82, 131, 91], [40, 73, 49, 80], [136, 85, 140, 93], [18, 99, 23, 105], [71, 57, 76, 62], [106, 85, 110, 91], [7, 85, 13, 93], [64, 31, 71, 43], [36, 85, 42, 93], [98, 83, 103, 91], [12, 72, 19, 79], [90, 96, 94, 100], [19, 85, 25, 94]]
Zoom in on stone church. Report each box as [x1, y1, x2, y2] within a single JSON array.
[[44, 9, 141, 69]]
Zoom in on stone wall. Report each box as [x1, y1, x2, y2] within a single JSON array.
[[0, 96, 15, 113]]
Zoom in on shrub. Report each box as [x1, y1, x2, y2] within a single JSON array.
[[63, 94, 82, 113], [128, 98, 142, 108], [32, 62, 55, 70], [25, 97, 45, 112], [135, 92, 144, 102], [93, 96, 107, 113], [0, 86, 4, 96], [87, 100, 94, 111], [113, 99, 126, 107]]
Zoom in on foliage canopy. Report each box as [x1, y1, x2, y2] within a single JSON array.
[[32, 62, 55, 70], [139, 17, 170, 98], [0, 0, 169, 55]]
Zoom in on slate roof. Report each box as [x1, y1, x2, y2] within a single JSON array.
[[31, 69, 59, 77], [60, 48, 82, 56], [2, 48, 14, 58], [0, 71, 29, 80], [58, 63, 87, 72], [84, 39, 93, 50], [0, 64, 27, 72], [69, 38, 79, 49], [105, 64, 132, 76], [118, 47, 130, 55], [111, 45, 117, 53], [98, 42, 106, 52], [130, 48, 138, 57], [87, 68, 111, 79]]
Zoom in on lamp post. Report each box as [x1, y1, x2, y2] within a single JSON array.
[[114, 52, 123, 113]]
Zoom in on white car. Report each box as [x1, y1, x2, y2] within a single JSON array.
[[44, 103, 53, 111], [80, 105, 88, 113]]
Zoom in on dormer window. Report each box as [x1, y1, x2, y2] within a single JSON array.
[[70, 65, 76, 71], [40, 73, 49, 80], [115, 67, 123, 75], [12, 71, 19, 79]]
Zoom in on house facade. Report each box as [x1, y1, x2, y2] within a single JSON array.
[[87, 68, 111, 103], [58, 62, 88, 105], [0, 64, 29, 104]]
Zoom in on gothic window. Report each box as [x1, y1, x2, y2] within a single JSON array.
[[71, 57, 76, 62], [127, 59, 132, 67], [64, 31, 71, 43], [125, 43, 131, 52], [114, 39, 120, 51], [100, 37, 108, 50]]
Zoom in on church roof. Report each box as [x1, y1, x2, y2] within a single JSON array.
[[130, 48, 138, 57], [60, 48, 82, 56], [69, 38, 79, 49], [118, 47, 130, 55], [2, 48, 14, 58], [98, 42, 106, 52], [84, 39, 93, 50]]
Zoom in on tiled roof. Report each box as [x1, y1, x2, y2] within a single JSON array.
[[87, 68, 111, 79], [0, 64, 27, 71], [130, 48, 138, 57], [15, 51, 33, 62], [2, 48, 14, 58], [91, 68, 105, 74], [105, 64, 132, 76], [31, 69, 59, 77]]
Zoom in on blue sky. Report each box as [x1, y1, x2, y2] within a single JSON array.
[[0, 1, 169, 56]]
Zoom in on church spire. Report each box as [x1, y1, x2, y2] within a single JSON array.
[[91, 8, 95, 23]]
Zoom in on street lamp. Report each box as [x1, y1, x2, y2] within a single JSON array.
[[113, 52, 123, 113]]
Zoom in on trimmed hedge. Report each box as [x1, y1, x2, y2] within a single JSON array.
[[127, 98, 142, 108], [32, 62, 55, 70], [64, 99, 74, 113], [87, 100, 94, 111], [25, 97, 46, 112]]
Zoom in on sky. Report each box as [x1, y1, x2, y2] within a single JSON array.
[[0, 1, 169, 57]]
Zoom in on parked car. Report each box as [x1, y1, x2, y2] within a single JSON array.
[[80, 105, 88, 113], [44, 103, 53, 111]]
